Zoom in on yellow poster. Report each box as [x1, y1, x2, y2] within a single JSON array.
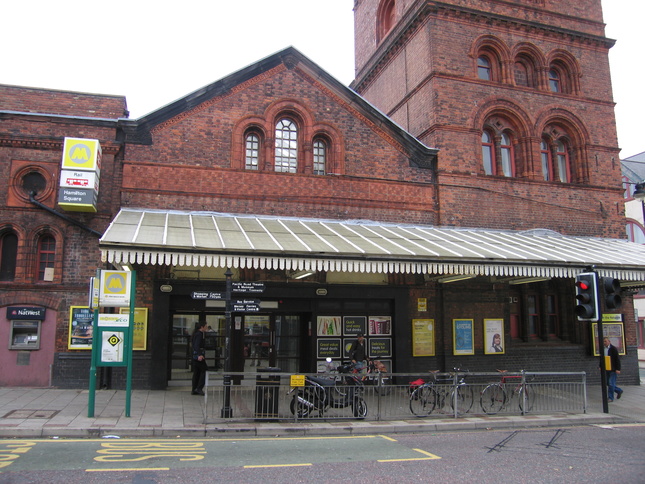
[[412, 319, 434, 356], [120, 307, 148, 351]]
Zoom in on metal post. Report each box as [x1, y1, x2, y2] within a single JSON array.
[[221, 268, 233, 418], [597, 321, 609, 413]]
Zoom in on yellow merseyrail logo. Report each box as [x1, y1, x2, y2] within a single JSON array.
[[62, 137, 101, 171], [103, 272, 127, 295]]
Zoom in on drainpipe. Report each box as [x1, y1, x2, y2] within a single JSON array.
[[29, 192, 103, 237]]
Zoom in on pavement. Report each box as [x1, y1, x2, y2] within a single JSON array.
[[0, 352, 643, 439]]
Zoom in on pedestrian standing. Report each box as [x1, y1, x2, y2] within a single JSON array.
[[602, 337, 623, 402], [191, 321, 208, 395]]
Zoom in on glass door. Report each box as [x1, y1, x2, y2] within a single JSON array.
[[275, 314, 301, 373]]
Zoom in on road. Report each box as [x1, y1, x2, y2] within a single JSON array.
[[1, 424, 644, 483]]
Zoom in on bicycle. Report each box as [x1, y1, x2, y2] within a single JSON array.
[[362, 359, 392, 395], [409, 369, 474, 417], [480, 369, 532, 415]]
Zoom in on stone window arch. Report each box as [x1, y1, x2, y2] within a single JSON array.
[[376, 0, 396, 43]]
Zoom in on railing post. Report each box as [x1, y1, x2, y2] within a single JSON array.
[[453, 370, 458, 418], [520, 370, 526, 416]]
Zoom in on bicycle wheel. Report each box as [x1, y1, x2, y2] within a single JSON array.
[[410, 385, 437, 416], [353, 398, 368, 419], [451, 385, 474, 414], [480, 384, 506, 414], [518, 385, 532, 412]]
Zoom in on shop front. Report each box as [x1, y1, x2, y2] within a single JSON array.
[[99, 208, 645, 389]]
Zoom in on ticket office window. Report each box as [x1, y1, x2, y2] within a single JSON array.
[[10, 320, 41, 350]]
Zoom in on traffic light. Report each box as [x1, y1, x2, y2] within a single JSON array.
[[575, 272, 599, 321], [603, 277, 622, 310]]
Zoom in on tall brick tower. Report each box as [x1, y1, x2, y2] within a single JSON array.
[[352, 0, 623, 238]]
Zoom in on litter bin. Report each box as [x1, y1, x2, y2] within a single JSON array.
[[255, 367, 281, 420]]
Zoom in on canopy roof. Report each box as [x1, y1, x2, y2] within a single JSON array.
[[99, 208, 645, 281]]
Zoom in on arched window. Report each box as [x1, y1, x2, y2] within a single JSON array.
[[477, 56, 492, 81], [481, 131, 495, 175], [540, 139, 553, 181], [36, 235, 55, 281], [0, 231, 18, 281], [548, 69, 560, 92], [275, 118, 298, 173], [245, 132, 260, 170], [626, 220, 645, 244], [313, 139, 327, 175], [500, 133, 514, 177], [555, 140, 570, 183], [377, 0, 396, 43]]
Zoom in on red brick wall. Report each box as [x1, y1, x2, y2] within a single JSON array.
[[0, 84, 127, 118]]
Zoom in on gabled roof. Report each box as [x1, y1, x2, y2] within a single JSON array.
[[118, 47, 437, 167]]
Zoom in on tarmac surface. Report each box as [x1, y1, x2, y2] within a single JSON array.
[[1, 364, 643, 439]]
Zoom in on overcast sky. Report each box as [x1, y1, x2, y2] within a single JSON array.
[[2, 0, 642, 158]]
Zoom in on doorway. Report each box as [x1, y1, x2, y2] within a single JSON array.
[[169, 311, 309, 381]]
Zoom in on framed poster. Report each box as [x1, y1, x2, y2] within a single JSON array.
[[68, 306, 93, 349], [119, 307, 148, 351], [343, 316, 367, 336], [317, 338, 342, 359], [368, 338, 392, 358], [412, 319, 434, 357], [317, 316, 341, 336], [453, 319, 474, 355], [368, 316, 391, 335], [591, 322, 626, 356], [484, 319, 505, 355]]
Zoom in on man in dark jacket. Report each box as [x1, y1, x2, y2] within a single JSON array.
[[603, 337, 623, 402], [349, 333, 367, 370], [191, 321, 208, 395]]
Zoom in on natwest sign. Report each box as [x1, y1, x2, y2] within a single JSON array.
[[7, 306, 46, 320]]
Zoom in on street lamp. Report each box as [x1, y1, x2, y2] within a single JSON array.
[[633, 181, 645, 200]]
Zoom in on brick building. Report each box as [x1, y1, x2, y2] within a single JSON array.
[[1, 0, 644, 389]]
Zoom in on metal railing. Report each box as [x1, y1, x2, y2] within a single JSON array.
[[202, 370, 587, 423]]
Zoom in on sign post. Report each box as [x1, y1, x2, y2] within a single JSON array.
[[87, 269, 136, 418]]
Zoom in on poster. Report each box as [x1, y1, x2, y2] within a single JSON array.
[[68, 306, 93, 349], [317, 338, 342, 359], [453, 319, 474, 355], [591, 322, 625, 356], [412, 319, 434, 356], [343, 316, 367, 336], [369, 316, 391, 335], [369, 338, 392, 358], [317, 316, 341, 336], [120, 307, 148, 351], [484, 319, 505, 355]]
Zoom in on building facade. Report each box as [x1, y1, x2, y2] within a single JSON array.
[[1, 0, 643, 389]]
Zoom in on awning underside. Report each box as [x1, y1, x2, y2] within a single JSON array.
[[99, 209, 645, 280]]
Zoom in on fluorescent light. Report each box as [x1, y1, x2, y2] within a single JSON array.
[[290, 270, 315, 280], [508, 277, 550, 285], [437, 274, 476, 283]]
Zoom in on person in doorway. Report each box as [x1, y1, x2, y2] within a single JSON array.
[[349, 333, 368, 371], [191, 321, 208, 395], [602, 337, 623, 402], [490, 333, 503, 353]]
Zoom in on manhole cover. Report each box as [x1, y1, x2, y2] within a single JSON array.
[[3, 410, 59, 419]]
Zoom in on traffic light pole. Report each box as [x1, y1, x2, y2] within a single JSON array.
[[597, 321, 609, 413]]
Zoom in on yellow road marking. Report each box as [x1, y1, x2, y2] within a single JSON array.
[[244, 463, 313, 468], [379, 435, 398, 442], [378, 448, 441, 462], [86, 468, 170, 472]]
